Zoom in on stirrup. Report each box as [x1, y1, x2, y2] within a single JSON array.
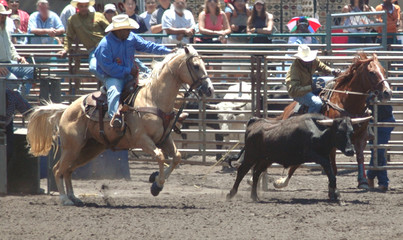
[[110, 114, 124, 131]]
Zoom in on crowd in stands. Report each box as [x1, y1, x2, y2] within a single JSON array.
[[0, 0, 402, 46]]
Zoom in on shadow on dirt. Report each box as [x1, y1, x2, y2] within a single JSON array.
[[78, 202, 205, 210], [257, 198, 370, 205]]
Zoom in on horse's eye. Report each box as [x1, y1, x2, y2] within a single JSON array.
[[194, 65, 200, 70], [370, 71, 376, 76]]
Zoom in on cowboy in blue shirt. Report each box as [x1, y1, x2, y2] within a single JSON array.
[[95, 14, 171, 129]]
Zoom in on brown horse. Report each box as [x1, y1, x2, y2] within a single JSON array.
[[274, 53, 392, 190], [26, 46, 214, 206]]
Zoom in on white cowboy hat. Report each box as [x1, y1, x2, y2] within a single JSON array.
[[71, 0, 95, 8], [293, 44, 318, 62], [0, 3, 12, 15], [104, 3, 117, 13], [105, 14, 139, 33]]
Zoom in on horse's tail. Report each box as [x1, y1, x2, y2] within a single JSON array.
[[26, 103, 68, 157], [224, 147, 245, 168]]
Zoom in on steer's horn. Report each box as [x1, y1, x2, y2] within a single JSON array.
[[234, 102, 247, 110], [316, 119, 334, 126], [351, 116, 373, 124], [206, 103, 219, 109]]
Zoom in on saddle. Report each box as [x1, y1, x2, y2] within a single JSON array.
[[293, 79, 337, 115], [82, 80, 141, 122]]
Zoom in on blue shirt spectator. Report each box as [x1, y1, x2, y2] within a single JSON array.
[[28, 0, 64, 44]]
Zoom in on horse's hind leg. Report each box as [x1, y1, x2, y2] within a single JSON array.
[[273, 164, 300, 188], [53, 150, 80, 206], [64, 139, 105, 205]]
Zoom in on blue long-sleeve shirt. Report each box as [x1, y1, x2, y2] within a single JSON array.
[[95, 32, 171, 79]]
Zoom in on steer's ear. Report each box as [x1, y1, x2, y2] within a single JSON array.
[[206, 103, 218, 109], [351, 116, 373, 125], [316, 119, 334, 126]]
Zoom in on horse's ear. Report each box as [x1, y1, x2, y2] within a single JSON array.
[[372, 53, 378, 61], [184, 47, 190, 54]]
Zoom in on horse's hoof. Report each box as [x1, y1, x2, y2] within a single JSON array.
[[60, 196, 74, 206], [150, 182, 163, 196], [149, 171, 159, 183], [358, 182, 370, 190], [69, 196, 84, 206], [328, 188, 341, 201]]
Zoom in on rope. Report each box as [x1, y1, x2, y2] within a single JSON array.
[[322, 88, 370, 96], [194, 142, 240, 189]]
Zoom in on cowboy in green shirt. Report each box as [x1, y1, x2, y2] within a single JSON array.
[[285, 45, 340, 113]]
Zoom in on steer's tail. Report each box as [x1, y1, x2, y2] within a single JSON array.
[[224, 147, 245, 168], [26, 103, 68, 156]]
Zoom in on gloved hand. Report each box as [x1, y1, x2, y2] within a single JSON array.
[[311, 81, 323, 94], [332, 68, 341, 77]]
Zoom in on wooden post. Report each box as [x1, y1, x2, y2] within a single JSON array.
[[0, 78, 7, 194]]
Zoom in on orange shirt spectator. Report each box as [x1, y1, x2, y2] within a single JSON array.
[[376, 0, 401, 39]]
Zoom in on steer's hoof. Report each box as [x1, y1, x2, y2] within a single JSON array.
[[149, 171, 159, 183], [151, 182, 163, 196], [328, 188, 341, 201]]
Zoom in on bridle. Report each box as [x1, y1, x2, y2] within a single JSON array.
[[184, 54, 209, 95]]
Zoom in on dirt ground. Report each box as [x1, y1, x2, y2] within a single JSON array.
[[1, 156, 402, 240]]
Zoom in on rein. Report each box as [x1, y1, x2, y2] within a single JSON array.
[[321, 88, 370, 96]]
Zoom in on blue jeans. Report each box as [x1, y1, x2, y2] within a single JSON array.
[[105, 76, 133, 118], [367, 116, 395, 187], [294, 92, 322, 113], [5, 60, 33, 95]]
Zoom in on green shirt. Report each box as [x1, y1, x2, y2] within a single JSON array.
[[285, 58, 332, 98], [64, 12, 109, 51]]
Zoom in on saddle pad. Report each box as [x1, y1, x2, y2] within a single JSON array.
[[82, 94, 111, 122]]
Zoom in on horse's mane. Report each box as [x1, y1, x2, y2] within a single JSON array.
[[334, 52, 374, 87]]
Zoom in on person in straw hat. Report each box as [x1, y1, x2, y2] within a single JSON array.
[[0, 3, 33, 94], [58, 0, 109, 80], [94, 14, 172, 129], [285, 44, 341, 113]]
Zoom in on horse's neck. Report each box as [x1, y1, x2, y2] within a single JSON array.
[[331, 78, 368, 115], [143, 60, 181, 113]]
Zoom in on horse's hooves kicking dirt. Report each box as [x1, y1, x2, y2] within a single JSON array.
[[149, 171, 159, 183], [151, 182, 163, 196]]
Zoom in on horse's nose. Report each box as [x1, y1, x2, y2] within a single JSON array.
[[383, 89, 392, 101]]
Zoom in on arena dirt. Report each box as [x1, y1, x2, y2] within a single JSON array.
[[1, 156, 402, 240]]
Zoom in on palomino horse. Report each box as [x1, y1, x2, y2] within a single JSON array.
[[274, 53, 392, 190], [27, 46, 214, 206]]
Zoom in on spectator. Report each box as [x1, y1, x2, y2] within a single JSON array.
[[0, 1, 14, 34], [288, 17, 319, 44], [103, 3, 118, 23], [94, 14, 171, 128], [140, 0, 157, 41], [247, 0, 273, 43], [161, 0, 195, 44], [376, 0, 401, 45], [10, 14, 26, 44], [150, 0, 172, 43], [3, 88, 32, 163], [0, 3, 33, 94], [225, 0, 250, 44], [28, 0, 65, 44], [60, 0, 95, 30], [58, 0, 109, 80], [342, 0, 373, 43], [198, 0, 231, 43], [123, 0, 148, 34], [7, 0, 29, 33], [367, 104, 395, 192]]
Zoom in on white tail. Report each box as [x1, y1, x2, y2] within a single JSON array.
[[26, 103, 68, 156]]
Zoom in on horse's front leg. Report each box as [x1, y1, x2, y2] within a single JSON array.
[[354, 139, 369, 190], [161, 136, 182, 180], [139, 136, 166, 196]]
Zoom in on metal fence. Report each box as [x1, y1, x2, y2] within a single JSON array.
[[1, 40, 403, 194]]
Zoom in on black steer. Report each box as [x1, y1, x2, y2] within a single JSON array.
[[226, 113, 371, 202]]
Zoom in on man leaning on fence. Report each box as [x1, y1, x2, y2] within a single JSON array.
[[57, 0, 109, 79], [0, 3, 33, 94]]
